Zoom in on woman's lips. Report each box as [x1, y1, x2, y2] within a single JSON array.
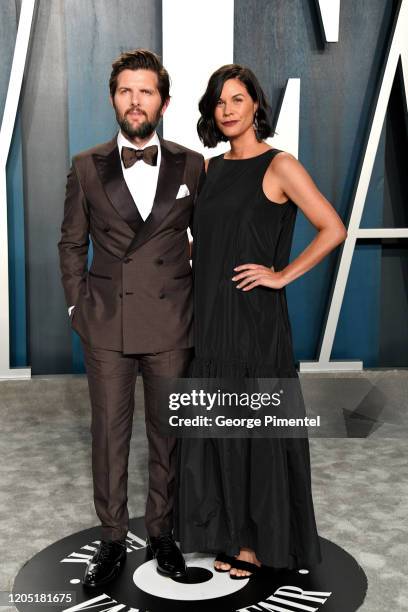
[[222, 120, 239, 127]]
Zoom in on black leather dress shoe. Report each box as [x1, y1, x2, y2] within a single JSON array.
[[82, 539, 126, 587], [147, 533, 186, 578]]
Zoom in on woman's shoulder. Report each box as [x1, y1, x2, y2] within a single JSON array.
[[204, 153, 225, 174], [267, 149, 299, 175], [270, 148, 295, 163]]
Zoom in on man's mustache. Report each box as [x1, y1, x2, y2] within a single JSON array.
[[126, 107, 147, 118]]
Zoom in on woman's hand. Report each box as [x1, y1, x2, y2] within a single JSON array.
[[232, 264, 287, 291]]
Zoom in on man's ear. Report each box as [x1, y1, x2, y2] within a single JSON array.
[[109, 96, 114, 108], [160, 96, 171, 116]]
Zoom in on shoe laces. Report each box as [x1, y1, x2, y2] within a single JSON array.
[[157, 533, 175, 554], [96, 540, 118, 561]]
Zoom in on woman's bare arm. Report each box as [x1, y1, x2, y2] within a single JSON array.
[[233, 153, 347, 291], [268, 152, 347, 285]]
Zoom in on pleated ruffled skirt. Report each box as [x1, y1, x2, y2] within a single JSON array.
[[174, 357, 322, 570]]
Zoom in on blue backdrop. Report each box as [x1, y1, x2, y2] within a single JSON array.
[[1, 0, 406, 373]]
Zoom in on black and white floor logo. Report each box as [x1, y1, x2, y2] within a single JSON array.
[[13, 517, 367, 611]]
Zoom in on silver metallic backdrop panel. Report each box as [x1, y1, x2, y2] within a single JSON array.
[[22, 0, 71, 374]]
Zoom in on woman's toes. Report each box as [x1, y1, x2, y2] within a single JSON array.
[[229, 567, 251, 577], [215, 561, 231, 570]]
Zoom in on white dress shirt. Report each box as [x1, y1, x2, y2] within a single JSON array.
[[117, 130, 161, 221], [68, 131, 161, 316]]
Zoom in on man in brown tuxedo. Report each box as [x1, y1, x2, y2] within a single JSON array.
[[58, 49, 203, 587]]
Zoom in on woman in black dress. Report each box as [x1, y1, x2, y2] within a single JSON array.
[[176, 65, 347, 578]]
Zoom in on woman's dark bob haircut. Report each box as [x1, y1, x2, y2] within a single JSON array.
[[197, 64, 274, 148]]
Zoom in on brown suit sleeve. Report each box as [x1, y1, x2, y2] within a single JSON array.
[[189, 154, 205, 238], [58, 160, 90, 307]]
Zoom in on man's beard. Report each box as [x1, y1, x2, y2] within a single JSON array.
[[115, 105, 162, 140]]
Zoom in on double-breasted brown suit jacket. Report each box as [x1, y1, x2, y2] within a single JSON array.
[[58, 135, 204, 354]]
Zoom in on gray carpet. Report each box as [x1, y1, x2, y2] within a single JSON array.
[[0, 372, 407, 611]]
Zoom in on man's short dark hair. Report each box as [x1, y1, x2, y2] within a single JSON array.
[[109, 49, 170, 103], [197, 64, 274, 148]]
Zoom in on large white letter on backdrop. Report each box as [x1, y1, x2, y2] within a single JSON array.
[[0, 0, 36, 380]]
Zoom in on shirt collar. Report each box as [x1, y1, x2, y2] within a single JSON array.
[[117, 130, 160, 152]]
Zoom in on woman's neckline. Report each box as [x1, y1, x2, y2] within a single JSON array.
[[222, 147, 275, 161]]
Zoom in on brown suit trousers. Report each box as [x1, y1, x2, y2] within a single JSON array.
[[82, 342, 193, 541]]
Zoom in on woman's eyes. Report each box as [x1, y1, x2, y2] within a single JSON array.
[[216, 98, 243, 106]]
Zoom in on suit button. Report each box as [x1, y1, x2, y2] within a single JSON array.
[[123, 257, 132, 263], [103, 226, 111, 232], [125, 291, 134, 295], [159, 293, 166, 299], [156, 258, 164, 265], [119, 293, 122, 298]]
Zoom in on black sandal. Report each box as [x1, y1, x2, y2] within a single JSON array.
[[229, 558, 263, 580], [214, 553, 235, 572]]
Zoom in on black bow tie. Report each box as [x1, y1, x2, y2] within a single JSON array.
[[121, 145, 158, 168]]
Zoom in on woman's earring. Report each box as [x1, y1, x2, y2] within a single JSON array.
[[253, 112, 261, 141]]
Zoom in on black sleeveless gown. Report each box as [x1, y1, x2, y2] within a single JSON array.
[[175, 149, 322, 569]]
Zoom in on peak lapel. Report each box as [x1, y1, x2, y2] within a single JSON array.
[[125, 139, 186, 254], [92, 140, 144, 233]]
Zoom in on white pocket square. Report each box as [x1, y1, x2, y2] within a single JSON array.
[[176, 184, 190, 199]]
